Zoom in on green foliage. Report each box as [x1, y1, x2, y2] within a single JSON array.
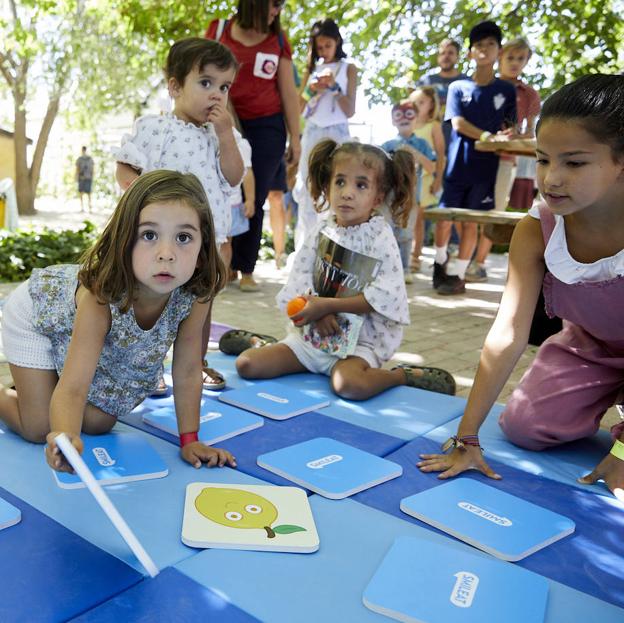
[[259, 226, 295, 261], [0, 222, 98, 283]]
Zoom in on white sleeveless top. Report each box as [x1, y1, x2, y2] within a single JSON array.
[[308, 60, 350, 128], [529, 201, 624, 283]]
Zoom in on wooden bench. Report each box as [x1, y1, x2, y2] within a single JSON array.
[[424, 207, 528, 244], [475, 138, 536, 157]]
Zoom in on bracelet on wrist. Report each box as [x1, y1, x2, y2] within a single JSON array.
[[442, 435, 482, 453], [479, 130, 492, 142], [180, 431, 199, 448], [610, 439, 624, 461]]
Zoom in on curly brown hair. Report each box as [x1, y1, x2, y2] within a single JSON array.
[[307, 140, 416, 227], [79, 170, 227, 312]]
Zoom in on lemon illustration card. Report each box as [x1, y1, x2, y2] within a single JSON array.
[[143, 400, 263, 445], [363, 537, 548, 623], [181, 483, 319, 553], [52, 432, 168, 489], [218, 381, 330, 419], [400, 479, 575, 561], [0, 497, 21, 531], [257, 437, 403, 499]]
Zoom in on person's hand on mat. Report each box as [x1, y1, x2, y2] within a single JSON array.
[[417, 446, 501, 481], [181, 442, 237, 470], [46, 431, 83, 473], [578, 453, 624, 500]]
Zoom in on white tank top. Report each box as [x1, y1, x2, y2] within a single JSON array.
[[307, 60, 350, 128]]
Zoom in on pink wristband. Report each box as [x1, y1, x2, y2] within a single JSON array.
[[179, 431, 199, 448]]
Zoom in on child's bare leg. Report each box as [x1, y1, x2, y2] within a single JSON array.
[[82, 405, 117, 435], [236, 343, 306, 379], [412, 206, 425, 263], [331, 357, 406, 401], [219, 240, 232, 271], [200, 299, 225, 386], [0, 365, 57, 442]]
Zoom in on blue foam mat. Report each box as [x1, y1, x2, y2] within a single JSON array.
[[175, 495, 624, 623], [125, 397, 404, 491], [425, 404, 615, 491], [69, 567, 259, 622], [352, 436, 624, 609], [0, 420, 275, 574], [0, 487, 141, 623], [148, 352, 465, 441]]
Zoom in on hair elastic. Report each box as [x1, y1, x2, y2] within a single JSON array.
[[180, 431, 199, 448]]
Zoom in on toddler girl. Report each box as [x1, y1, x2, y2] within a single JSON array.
[[236, 140, 455, 398]]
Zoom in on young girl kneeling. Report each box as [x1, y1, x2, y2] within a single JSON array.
[[418, 75, 624, 497], [0, 170, 236, 472], [236, 140, 455, 399]]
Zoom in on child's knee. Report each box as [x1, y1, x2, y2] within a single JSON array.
[[331, 373, 366, 401], [499, 409, 552, 451], [235, 352, 257, 379]]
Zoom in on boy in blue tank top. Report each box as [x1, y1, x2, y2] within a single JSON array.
[[433, 21, 517, 295]]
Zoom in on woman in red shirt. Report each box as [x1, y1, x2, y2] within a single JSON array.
[[207, 0, 301, 292]]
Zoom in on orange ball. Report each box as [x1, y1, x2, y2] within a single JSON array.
[[287, 296, 306, 317]]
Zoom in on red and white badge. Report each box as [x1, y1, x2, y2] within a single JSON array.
[[253, 52, 279, 80]]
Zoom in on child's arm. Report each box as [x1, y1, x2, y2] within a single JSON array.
[[277, 58, 302, 166], [333, 63, 358, 118], [172, 300, 236, 469], [430, 121, 446, 195], [241, 168, 256, 218], [209, 105, 245, 186], [291, 294, 372, 338], [451, 117, 511, 142], [116, 162, 140, 191], [46, 289, 112, 472], [418, 215, 546, 479]]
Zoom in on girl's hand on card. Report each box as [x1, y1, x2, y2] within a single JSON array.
[[578, 452, 624, 500], [417, 446, 501, 481], [182, 441, 237, 469], [46, 432, 83, 473], [208, 103, 233, 135]]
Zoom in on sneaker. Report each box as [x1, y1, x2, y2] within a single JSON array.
[[432, 261, 448, 289], [465, 262, 488, 283], [437, 274, 466, 295], [404, 272, 414, 284], [239, 275, 259, 292]]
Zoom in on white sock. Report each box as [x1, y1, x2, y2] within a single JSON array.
[[454, 258, 470, 279], [434, 246, 448, 265]]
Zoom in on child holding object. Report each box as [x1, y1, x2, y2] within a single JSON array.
[[236, 140, 455, 399], [418, 75, 624, 497], [0, 171, 236, 472]]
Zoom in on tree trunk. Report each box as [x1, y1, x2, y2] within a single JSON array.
[[13, 73, 36, 215]]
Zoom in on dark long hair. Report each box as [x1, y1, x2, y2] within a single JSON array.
[[537, 74, 624, 159], [236, 0, 282, 35], [307, 19, 346, 75]]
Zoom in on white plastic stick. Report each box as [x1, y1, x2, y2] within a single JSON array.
[[55, 433, 159, 577]]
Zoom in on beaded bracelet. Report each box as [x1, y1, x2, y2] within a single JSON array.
[[441, 435, 482, 453], [179, 431, 199, 448]]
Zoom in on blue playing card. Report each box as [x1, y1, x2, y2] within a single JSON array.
[[363, 536, 549, 623], [257, 437, 402, 499], [219, 381, 329, 420], [400, 479, 575, 561], [52, 431, 168, 489]]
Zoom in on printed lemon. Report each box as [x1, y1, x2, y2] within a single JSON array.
[[286, 296, 306, 317]]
